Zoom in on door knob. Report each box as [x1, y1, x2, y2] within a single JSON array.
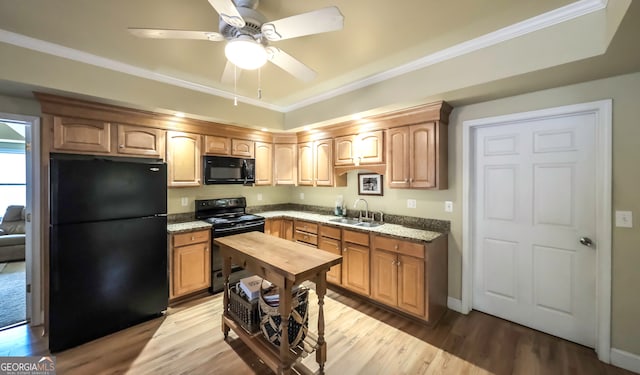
[[580, 237, 594, 247]]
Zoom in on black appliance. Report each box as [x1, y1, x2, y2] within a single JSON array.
[[195, 197, 265, 293], [203, 155, 255, 185], [49, 154, 168, 352]]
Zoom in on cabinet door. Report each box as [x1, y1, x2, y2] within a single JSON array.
[[166, 131, 201, 187], [314, 139, 333, 186], [116, 124, 165, 157], [172, 242, 211, 298], [342, 242, 370, 296], [397, 254, 425, 317], [203, 135, 230, 155], [387, 127, 410, 188], [371, 249, 398, 306], [358, 130, 384, 164], [254, 142, 273, 186], [52, 116, 111, 153], [319, 236, 342, 285], [409, 123, 436, 188], [282, 219, 294, 241], [334, 135, 355, 165], [297, 142, 314, 186], [274, 144, 297, 185], [231, 139, 255, 157]]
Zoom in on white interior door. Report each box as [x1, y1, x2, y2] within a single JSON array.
[[472, 112, 597, 347]]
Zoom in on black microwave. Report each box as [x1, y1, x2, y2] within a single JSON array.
[[203, 156, 255, 185]]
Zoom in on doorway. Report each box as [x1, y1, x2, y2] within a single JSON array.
[[461, 100, 612, 361], [0, 113, 41, 329]]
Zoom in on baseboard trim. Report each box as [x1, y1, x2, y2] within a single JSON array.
[[611, 348, 640, 373], [447, 297, 464, 314]]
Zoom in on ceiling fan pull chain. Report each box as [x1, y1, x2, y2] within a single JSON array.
[[257, 68, 262, 99]]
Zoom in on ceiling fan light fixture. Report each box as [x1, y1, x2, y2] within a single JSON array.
[[225, 38, 267, 70]]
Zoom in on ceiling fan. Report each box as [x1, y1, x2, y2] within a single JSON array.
[[128, 0, 344, 84]]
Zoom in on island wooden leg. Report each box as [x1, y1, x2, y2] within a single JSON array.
[[316, 271, 328, 374], [278, 279, 293, 375], [221, 255, 231, 339]]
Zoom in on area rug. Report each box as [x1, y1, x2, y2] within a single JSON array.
[[0, 261, 26, 329]]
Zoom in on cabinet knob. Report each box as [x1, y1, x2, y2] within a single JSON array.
[[343, 248, 347, 252], [205, 247, 209, 252], [119, 144, 125, 148], [409, 178, 413, 183], [394, 244, 399, 250], [397, 261, 401, 267], [404, 179, 409, 183], [191, 236, 195, 241]]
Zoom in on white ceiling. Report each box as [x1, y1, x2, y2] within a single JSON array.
[[0, 0, 638, 129]]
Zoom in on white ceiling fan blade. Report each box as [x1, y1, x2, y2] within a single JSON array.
[[207, 0, 246, 28], [266, 47, 317, 82], [262, 6, 344, 42], [128, 28, 224, 41], [221, 61, 242, 84]]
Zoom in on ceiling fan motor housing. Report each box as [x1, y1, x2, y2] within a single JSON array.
[[219, 5, 266, 42]]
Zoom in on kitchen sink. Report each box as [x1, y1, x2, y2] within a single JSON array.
[[328, 218, 384, 228]]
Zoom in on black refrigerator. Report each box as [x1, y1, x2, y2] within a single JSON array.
[[49, 154, 168, 352]]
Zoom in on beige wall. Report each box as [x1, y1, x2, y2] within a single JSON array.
[[0, 94, 40, 117], [167, 185, 292, 214], [448, 72, 640, 355]]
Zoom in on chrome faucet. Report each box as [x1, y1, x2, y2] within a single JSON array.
[[353, 198, 369, 221]]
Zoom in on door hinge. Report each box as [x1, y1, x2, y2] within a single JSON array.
[[25, 142, 31, 152], [26, 284, 31, 293]]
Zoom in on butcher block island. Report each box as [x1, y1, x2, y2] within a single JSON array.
[[215, 231, 343, 375]]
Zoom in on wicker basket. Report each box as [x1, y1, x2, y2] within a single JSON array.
[[228, 284, 261, 334], [258, 286, 309, 348]]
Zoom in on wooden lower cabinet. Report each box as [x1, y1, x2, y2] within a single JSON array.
[[342, 229, 370, 296], [265, 218, 294, 241], [170, 229, 211, 300], [371, 248, 398, 306], [318, 225, 342, 285]]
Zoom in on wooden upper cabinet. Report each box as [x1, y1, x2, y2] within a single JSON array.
[[314, 139, 333, 186], [297, 142, 314, 186], [334, 131, 384, 166], [274, 144, 297, 185], [203, 135, 231, 155], [387, 122, 447, 190], [166, 131, 201, 187], [254, 142, 273, 186], [116, 124, 165, 158], [231, 139, 255, 158], [52, 116, 111, 153]]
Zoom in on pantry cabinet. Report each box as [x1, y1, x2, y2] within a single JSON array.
[[170, 229, 211, 299], [166, 131, 201, 187]]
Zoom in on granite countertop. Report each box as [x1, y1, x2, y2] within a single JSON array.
[[257, 211, 444, 243], [166, 221, 212, 234]]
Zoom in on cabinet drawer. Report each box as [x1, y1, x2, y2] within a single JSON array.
[[373, 235, 424, 259], [318, 237, 340, 254], [294, 230, 318, 246], [294, 220, 318, 234], [319, 225, 341, 240], [173, 229, 210, 247], [343, 229, 369, 246]]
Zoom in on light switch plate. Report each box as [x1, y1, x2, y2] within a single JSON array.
[[180, 197, 188, 207], [445, 201, 453, 212], [615, 210, 633, 228], [257, 193, 263, 201], [407, 199, 417, 209]]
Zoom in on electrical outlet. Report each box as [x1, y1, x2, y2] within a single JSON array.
[[407, 199, 417, 209], [180, 197, 188, 207], [257, 193, 263, 201], [445, 201, 453, 212], [615, 210, 633, 228], [300, 192, 305, 200]]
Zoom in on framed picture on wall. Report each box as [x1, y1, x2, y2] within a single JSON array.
[[358, 173, 383, 196]]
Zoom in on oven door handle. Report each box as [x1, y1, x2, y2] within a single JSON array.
[[213, 221, 264, 235]]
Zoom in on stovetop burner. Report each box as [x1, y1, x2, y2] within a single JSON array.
[[195, 197, 264, 228]]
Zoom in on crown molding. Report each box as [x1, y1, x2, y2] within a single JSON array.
[[0, 0, 607, 114], [281, 0, 608, 112]]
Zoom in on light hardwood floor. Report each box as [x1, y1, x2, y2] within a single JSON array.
[[0, 287, 633, 375]]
